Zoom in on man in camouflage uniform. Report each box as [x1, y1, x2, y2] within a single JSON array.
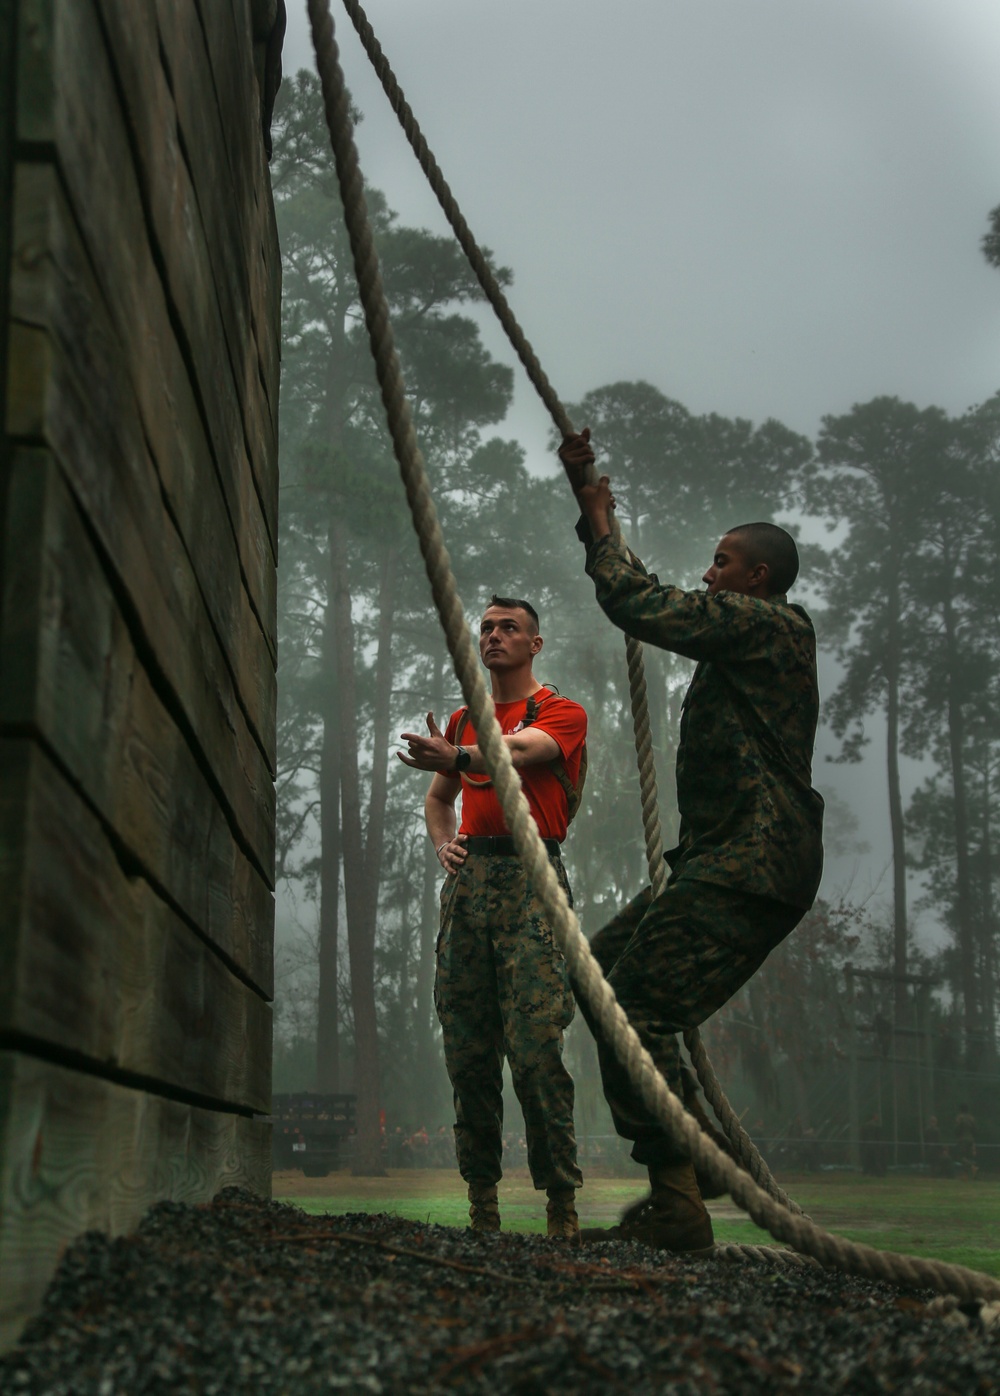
[[558, 429, 824, 1253], [399, 597, 587, 1239]]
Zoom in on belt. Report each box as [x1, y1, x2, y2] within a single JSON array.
[[464, 835, 562, 858]]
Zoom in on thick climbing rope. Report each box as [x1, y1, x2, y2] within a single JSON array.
[[333, 0, 795, 1216], [305, 0, 1000, 1301]]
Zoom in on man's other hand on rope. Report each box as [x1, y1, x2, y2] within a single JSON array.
[[558, 428, 616, 544]]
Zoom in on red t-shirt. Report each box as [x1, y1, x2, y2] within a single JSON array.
[[443, 688, 587, 842]]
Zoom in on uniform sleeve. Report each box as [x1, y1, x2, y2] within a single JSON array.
[[533, 697, 587, 761], [584, 534, 800, 663]]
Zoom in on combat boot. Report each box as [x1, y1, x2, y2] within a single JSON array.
[[545, 1187, 580, 1242], [467, 1182, 500, 1234], [580, 1162, 714, 1254]]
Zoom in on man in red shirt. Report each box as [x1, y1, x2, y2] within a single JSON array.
[[399, 596, 587, 1239]]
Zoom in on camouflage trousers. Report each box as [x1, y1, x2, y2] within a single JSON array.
[[576, 877, 803, 1167], [435, 853, 582, 1192]]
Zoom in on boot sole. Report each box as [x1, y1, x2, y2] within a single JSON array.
[[578, 1224, 715, 1256]]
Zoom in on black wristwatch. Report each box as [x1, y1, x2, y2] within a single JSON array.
[[450, 745, 472, 774]]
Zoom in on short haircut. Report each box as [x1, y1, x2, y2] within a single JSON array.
[[726, 522, 800, 595], [486, 594, 540, 632]]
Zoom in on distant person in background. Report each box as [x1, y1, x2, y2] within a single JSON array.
[[559, 430, 824, 1254], [955, 1103, 978, 1180], [923, 1115, 945, 1177], [860, 1113, 886, 1177], [399, 596, 587, 1240], [432, 1125, 454, 1168], [408, 1125, 430, 1167]]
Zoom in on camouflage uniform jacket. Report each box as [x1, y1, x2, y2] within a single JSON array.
[[585, 533, 824, 911]]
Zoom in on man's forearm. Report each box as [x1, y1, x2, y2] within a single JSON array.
[[425, 792, 458, 848], [459, 729, 559, 774]]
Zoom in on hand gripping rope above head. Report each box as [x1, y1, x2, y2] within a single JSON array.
[[304, 0, 1000, 1302]]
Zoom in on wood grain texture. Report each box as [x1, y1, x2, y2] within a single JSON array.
[[153, 0, 281, 450], [10, 158, 277, 801], [0, 738, 272, 1104], [0, 1051, 271, 1348], [16, 0, 279, 558], [4, 320, 277, 896], [95, 0, 280, 554], [7, 180, 277, 883], [0, 457, 275, 997], [14, 1, 278, 668], [197, 0, 284, 414], [0, 1, 16, 459]]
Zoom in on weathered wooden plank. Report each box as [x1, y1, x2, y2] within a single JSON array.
[[14, 8, 277, 663], [0, 1051, 271, 1349], [0, 738, 272, 1099], [16, 0, 279, 558], [5, 318, 276, 887], [0, 458, 275, 996], [0, 2, 17, 440], [151, 0, 277, 450], [154, 0, 281, 446], [11, 159, 277, 757], [8, 174, 278, 868], [237, 0, 285, 352], [195, 0, 284, 419], [90, 0, 280, 553]]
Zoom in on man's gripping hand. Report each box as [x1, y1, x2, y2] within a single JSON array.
[[398, 712, 460, 772], [559, 428, 616, 544], [558, 427, 595, 494]]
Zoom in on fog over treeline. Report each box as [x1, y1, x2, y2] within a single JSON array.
[[270, 4, 1000, 1173]]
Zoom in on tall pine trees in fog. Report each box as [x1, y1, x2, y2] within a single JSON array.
[[270, 79, 1000, 1142]]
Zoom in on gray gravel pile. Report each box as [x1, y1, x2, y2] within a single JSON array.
[[4, 1187, 1000, 1393]]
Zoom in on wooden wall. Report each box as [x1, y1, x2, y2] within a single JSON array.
[[0, 0, 282, 1347]]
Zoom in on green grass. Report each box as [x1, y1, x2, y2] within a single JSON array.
[[273, 1169, 1000, 1275]]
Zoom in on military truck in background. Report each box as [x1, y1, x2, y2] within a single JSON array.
[[269, 1093, 357, 1176]]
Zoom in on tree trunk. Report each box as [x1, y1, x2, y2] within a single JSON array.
[[361, 544, 398, 918], [315, 589, 342, 1093], [981, 754, 997, 1055], [941, 590, 978, 1058], [413, 648, 444, 1074], [884, 576, 909, 1027], [330, 510, 385, 1175], [315, 302, 352, 1095]]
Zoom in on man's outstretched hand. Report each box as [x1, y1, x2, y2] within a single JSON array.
[[398, 712, 460, 772]]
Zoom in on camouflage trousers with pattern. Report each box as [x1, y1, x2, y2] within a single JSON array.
[[576, 877, 804, 1167], [435, 853, 582, 1192]]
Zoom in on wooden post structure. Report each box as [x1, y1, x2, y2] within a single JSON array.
[[0, 0, 283, 1347]]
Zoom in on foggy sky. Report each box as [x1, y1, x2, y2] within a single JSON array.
[[278, 1, 1000, 943]]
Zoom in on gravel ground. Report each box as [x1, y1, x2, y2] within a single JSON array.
[[3, 1187, 1000, 1394]]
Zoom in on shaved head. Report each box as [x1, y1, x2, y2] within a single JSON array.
[[725, 523, 800, 595]]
